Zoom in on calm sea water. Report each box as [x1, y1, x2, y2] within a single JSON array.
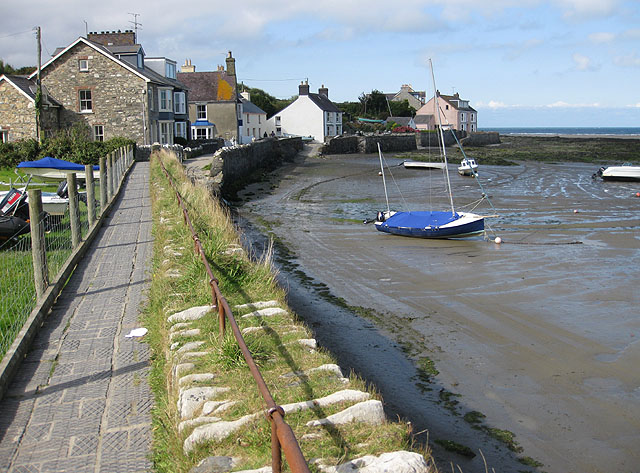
[[479, 127, 640, 136]]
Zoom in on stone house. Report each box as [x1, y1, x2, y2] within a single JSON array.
[[239, 92, 268, 143], [177, 53, 241, 142], [385, 84, 425, 111], [0, 30, 189, 145], [385, 116, 417, 130], [416, 92, 477, 132], [0, 74, 61, 142], [266, 81, 343, 142]]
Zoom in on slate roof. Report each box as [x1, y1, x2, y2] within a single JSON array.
[[177, 71, 237, 102], [307, 93, 341, 112], [414, 114, 434, 124], [241, 98, 266, 115], [386, 116, 414, 127], [0, 74, 61, 106], [438, 93, 477, 112], [34, 37, 185, 90]]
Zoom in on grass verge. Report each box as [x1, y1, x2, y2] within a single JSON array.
[[145, 150, 434, 472]]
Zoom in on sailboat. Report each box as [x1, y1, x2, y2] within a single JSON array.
[[373, 60, 485, 239]]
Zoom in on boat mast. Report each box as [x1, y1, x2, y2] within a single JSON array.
[[429, 59, 456, 215], [377, 142, 391, 214]]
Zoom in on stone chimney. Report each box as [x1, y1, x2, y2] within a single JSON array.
[[180, 58, 196, 73], [318, 84, 328, 98], [87, 30, 135, 46], [225, 51, 236, 76], [299, 80, 309, 96]]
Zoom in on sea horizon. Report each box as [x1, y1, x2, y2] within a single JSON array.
[[478, 126, 640, 136]]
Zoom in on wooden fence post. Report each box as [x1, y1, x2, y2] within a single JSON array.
[[107, 152, 114, 200], [99, 156, 107, 212], [67, 173, 81, 248], [85, 164, 96, 228], [28, 189, 48, 299]]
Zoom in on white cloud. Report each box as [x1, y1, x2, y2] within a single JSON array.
[[614, 53, 640, 67], [588, 32, 615, 43], [572, 53, 599, 71], [554, 0, 619, 19]]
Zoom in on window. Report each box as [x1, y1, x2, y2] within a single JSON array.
[[174, 122, 186, 139], [196, 104, 207, 120], [0, 129, 8, 143], [148, 87, 154, 111], [159, 121, 174, 144], [470, 113, 475, 122], [445, 104, 449, 110], [174, 92, 186, 114], [93, 125, 104, 142], [79, 89, 92, 112], [79, 59, 89, 72], [460, 113, 466, 122], [159, 89, 173, 112], [275, 116, 281, 125], [258, 115, 261, 124], [195, 128, 208, 139], [137, 52, 144, 68], [166, 62, 176, 79]]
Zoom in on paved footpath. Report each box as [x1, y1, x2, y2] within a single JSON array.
[[0, 162, 154, 472]]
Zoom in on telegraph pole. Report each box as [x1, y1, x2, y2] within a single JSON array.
[[35, 26, 42, 143]]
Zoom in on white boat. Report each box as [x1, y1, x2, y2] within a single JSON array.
[[371, 60, 485, 239], [403, 160, 446, 170], [458, 157, 478, 176], [597, 164, 640, 181], [0, 189, 69, 216]]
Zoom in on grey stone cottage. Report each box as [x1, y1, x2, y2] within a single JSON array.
[[0, 30, 188, 145]]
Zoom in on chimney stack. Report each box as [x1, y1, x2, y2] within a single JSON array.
[[225, 51, 236, 76], [318, 84, 328, 98], [299, 80, 309, 96], [180, 58, 196, 73]]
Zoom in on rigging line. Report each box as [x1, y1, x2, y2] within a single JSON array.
[[379, 151, 408, 209]]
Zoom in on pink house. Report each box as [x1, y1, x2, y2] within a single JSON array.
[[415, 91, 477, 132]]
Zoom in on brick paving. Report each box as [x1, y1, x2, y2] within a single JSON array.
[[0, 162, 154, 472]]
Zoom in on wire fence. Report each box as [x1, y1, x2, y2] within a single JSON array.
[[0, 147, 129, 361]]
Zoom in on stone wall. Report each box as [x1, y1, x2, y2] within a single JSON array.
[[137, 139, 224, 162], [209, 137, 303, 197], [416, 130, 463, 147], [322, 134, 417, 154], [322, 135, 359, 154], [0, 82, 36, 142], [461, 131, 501, 146], [42, 42, 147, 144], [361, 134, 417, 153]]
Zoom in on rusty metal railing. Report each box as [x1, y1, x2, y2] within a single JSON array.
[[157, 156, 310, 473]]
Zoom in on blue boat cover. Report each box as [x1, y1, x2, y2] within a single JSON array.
[[384, 211, 459, 228], [17, 156, 99, 171]]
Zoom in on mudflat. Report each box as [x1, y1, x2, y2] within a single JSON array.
[[236, 146, 640, 473]]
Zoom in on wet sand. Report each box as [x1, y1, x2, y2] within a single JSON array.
[[236, 151, 640, 473]]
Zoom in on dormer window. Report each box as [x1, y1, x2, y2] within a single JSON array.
[[79, 59, 89, 72], [166, 62, 176, 79]]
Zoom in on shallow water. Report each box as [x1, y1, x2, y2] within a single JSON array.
[[237, 153, 640, 473]]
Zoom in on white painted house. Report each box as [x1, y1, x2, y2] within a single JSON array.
[[268, 81, 343, 142], [239, 91, 268, 143]]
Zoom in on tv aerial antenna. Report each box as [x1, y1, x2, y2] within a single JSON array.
[[128, 13, 142, 42]]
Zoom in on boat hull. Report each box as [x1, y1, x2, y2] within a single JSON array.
[[601, 166, 640, 181], [403, 160, 446, 170], [375, 211, 484, 239]]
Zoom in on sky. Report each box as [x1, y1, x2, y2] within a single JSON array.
[[1, 0, 639, 127]]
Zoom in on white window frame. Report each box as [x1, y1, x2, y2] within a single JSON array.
[[93, 125, 104, 142], [158, 88, 173, 112], [159, 121, 174, 145], [192, 126, 213, 140], [174, 92, 186, 115], [196, 104, 207, 120], [0, 129, 8, 143], [174, 122, 186, 139], [79, 59, 89, 72], [460, 112, 466, 122], [79, 89, 93, 112], [166, 62, 176, 79]]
